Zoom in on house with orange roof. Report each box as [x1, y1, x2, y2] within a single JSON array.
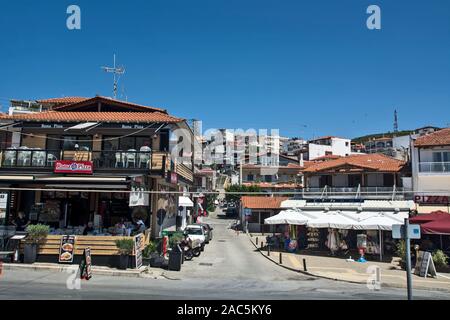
[[302, 153, 409, 199], [240, 196, 289, 233], [411, 128, 450, 213], [0, 96, 194, 238]]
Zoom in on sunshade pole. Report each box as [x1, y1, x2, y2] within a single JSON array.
[[379, 229, 382, 262]]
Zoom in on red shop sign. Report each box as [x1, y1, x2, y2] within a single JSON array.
[[54, 160, 93, 174]]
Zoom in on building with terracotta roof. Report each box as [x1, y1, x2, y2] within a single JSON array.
[[0, 96, 194, 238], [240, 196, 289, 232], [302, 153, 409, 199], [411, 128, 450, 213]]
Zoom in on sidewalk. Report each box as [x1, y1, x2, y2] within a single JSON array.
[[1, 262, 165, 279], [248, 233, 450, 292]]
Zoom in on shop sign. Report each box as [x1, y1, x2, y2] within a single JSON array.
[[414, 195, 449, 205], [129, 189, 149, 207], [54, 161, 93, 174], [134, 234, 144, 269], [0, 193, 7, 219], [59, 235, 76, 263], [414, 251, 437, 278]]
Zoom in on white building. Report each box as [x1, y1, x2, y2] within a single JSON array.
[[411, 128, 450, 213], [306, 136, 352, 160], [282, 138, 306, 155]]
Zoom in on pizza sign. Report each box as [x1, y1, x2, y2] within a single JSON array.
[[54, 161, 93, 174]]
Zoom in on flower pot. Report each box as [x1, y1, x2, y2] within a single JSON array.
[[149, 253, 164, 267], [118, 254, 129, 270], [24, 243, 38, 264]]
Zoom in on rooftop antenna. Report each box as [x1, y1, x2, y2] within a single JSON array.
[[101, 54, 125, 99], [393, 109, 399, 133]]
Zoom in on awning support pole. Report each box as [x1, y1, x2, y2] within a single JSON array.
[[379, 229, 383, 262]]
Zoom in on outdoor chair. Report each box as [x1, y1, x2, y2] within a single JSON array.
[[126, 151, 136, 168]]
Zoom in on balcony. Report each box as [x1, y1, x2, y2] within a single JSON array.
[[0, 148, 168, 173], [418, 162, 450, 173]]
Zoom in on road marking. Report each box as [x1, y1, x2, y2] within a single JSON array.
[[287, 255, 302, 269]]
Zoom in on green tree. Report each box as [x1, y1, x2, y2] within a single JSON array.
[[225, 184, 261, 203]]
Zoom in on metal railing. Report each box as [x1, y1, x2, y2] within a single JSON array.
[[301, 186, 407, 200], [418, 162, 450, 173], [0, 149, 153, 170]]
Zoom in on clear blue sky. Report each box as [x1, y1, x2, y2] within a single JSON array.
[[0, 0, 449, 139]]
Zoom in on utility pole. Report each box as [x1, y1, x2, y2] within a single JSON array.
[[404, 217, 413, 300], [101, 54, 125, 99]]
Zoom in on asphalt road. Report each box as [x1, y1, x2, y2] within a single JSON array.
[[0, 209, 448, 300]]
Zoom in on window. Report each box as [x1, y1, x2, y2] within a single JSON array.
[[62, 136, 92, 151], [433, 151, 450, 162], [102, 136, 151, 151], [264, 175, 272, 183], [247, 174, 254, 181], [345, 142, 349, 147]]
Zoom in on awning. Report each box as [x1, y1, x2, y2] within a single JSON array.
[[306, 211, 358, 229], [421, 216, 450, 235], [178, 196, 194, 207], [0, 175, 34, 181], [45, 184, 129, 189], [35, 176, 127, 182], [410, 211, 449, 224], [65, 122, 99, 130], [264, 210, 311, 225], [353, 213, 405, 231]]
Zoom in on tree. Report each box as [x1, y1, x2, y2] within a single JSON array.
[[225, 184, 262, 203]]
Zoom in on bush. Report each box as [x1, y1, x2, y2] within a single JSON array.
[[25, 224, 50, 244], [432, 250, 449, 268], [115, 238, 135, 255], [143, 241, 158, 258], [169, 232, 184, 247], [396, 240, 407, 263], [225, 184, 261, 203]]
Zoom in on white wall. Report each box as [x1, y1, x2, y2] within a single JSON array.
[[331, 138, 351, 157]]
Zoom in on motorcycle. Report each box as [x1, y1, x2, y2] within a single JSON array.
[[179, 235, 202, 260]]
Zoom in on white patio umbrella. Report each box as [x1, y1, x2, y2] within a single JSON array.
[[264, 209, 310, 225], [306, 211, 358, 229], [355, 212, 404, 231]]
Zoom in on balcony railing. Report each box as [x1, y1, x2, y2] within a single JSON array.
[[418, 162, 450, 173], [0, 148, 153, 170]]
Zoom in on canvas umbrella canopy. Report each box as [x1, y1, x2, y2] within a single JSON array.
[[421, 215, 450, 235], [306, 211, 358, 229], [353, 212, 405, 231], [409, 211, 449, 224], [264, 210, 310, 225]]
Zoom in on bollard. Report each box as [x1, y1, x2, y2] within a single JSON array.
[[279, 252, 282, 264], [260, 242, 263, 250], [256, 237, 258, 246], [303, 258, 307, 272], [267, 244, 270, 257]]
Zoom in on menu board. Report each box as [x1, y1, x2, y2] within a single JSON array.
[[80, 248, 92, 280], [414, 251, 437, 278], [59, 235, 76, 263], [134, 234, 144, 269]]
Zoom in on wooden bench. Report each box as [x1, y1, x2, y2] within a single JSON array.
[[19, 235, 144, 256]]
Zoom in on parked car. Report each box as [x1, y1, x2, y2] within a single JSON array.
[[226, 206, 238, 217], [184, 224, 206, 250], [196, 223, 213, 243]]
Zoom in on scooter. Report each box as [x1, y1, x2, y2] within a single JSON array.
[[179, 236, 202, 260]]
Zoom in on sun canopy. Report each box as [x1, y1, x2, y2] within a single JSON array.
[[353, 213, 405, 231], [264, 210, 310, 225], [409, 211, 449, 224], [306, 211, 358, 229], [178, 196, 194, 207], [421, 215, 450, 235]]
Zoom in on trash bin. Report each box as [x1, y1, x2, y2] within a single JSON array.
[[168, 244, 183, 271]]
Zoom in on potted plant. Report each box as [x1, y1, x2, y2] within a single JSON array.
[[115, 238, 134, 270], [142, 241, 158, 266], [24, 224, 50, 264], [395, 240, 407, 269], [432, 250, 449, 272]]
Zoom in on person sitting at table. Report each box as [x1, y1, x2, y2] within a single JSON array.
[[83, 221, 95, 235], [132, 218, 146, 234], [12, 211, 30, 231]]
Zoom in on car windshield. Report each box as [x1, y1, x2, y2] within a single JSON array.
[[186, 228, 203, 235]]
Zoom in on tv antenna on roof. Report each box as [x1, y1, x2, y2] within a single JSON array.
[[101, 54, 125, 99]]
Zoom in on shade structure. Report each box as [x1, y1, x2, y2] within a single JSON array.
[[264, 210, 310, 225], [178, 196, 194, 207], [354, 213, 405, 231], [306, 211, 358, 229], [421, 215, 450, 235], [409, 211, 449, 224]]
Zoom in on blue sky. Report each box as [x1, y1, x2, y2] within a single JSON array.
[[0, 0, 449, 139]]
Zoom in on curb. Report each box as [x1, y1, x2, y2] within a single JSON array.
[[1, 263, 163, 278], [248, 235, 450, 293]]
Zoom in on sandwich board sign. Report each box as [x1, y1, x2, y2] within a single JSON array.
[[414, 251, 437, 278]]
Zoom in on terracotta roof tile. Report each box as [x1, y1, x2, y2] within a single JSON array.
[[414, 128, 450, 147], [37, 97, 89, 105], [303, 153, 405, 173], [0, 111, 183, 123], [241, 196, 289, 209]]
